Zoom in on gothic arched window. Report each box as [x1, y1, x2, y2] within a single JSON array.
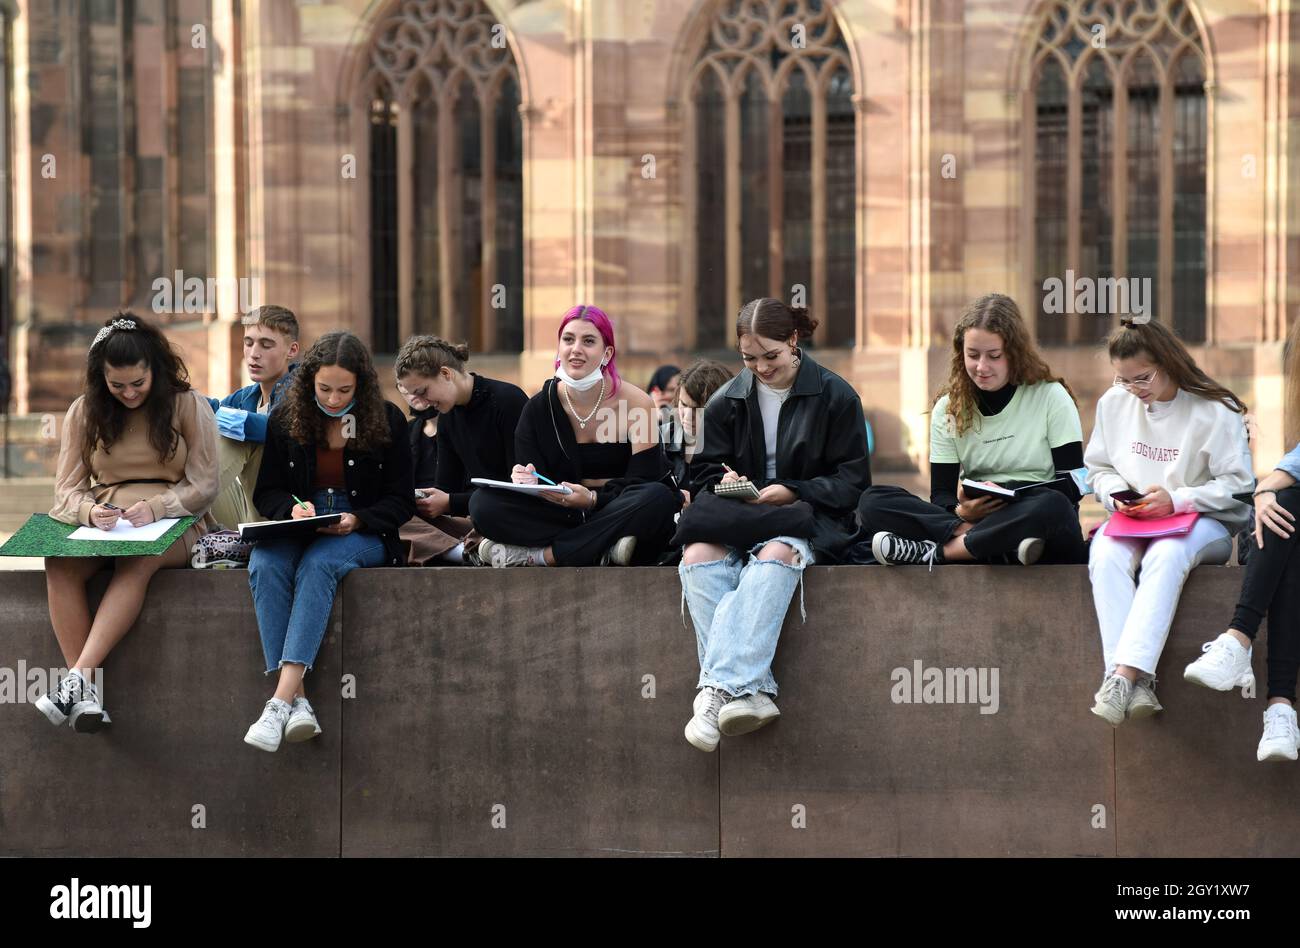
[[683, 0, 856, 349], [1029, 0, 1208, 344], [359, 0, 524, 354]]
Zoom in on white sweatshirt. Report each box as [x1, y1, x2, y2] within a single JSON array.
[[1085, 385, 1253, 531]]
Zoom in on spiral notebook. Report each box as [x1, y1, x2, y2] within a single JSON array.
[[713, 480, 761, 500]]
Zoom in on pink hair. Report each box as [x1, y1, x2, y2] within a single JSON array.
[[555, 304, 622, 396]]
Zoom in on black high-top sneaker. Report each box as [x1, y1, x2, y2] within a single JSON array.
[[870, 531, 941, 568], [34, 671, 104, 732]]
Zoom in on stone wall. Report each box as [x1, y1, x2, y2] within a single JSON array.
[[2, 564, 1295, 857]]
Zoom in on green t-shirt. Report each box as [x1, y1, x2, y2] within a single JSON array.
[[930, 381, 1082, 483]]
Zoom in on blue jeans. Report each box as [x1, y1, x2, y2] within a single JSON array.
[[678, 535, 813, 698], [248, 489, 387, 674]]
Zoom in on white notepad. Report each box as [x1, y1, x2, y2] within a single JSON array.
[[68, 518, 181, 542], [470, 478, 573, 496]]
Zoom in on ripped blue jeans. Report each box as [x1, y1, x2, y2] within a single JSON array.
[[678, 535, 813, 698]]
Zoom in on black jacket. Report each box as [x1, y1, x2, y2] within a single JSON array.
[[254, 401, 417, 566], [409, 407, 439, 487], [515, 378, 675, 510], [435, 373, 529, 516], [691, 353, 872, 560]]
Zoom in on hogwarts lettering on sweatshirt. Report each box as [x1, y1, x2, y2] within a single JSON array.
[[1130, 441, 1180, 462]]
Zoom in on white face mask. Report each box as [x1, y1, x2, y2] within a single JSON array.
[[555, 359, 607, 392]]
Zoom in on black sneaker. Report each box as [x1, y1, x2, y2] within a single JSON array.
[[871, 531, 941, 568], [35, 671, 104, 731]]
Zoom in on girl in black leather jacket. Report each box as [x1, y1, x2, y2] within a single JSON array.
[[677, 298, 871, 753]]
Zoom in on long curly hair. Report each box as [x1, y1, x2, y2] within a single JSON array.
[[1107, 318, 1246, 414], [934, 293, 1075, 437], [81, 311, 192, 469], [280, 331, 392, 452]]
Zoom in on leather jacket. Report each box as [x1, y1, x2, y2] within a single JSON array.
[[689, 353, 872, 560]]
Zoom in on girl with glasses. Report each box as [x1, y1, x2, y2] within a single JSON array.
[[1086, 318, 1253, 726]]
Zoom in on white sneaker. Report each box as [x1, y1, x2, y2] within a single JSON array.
[[684, 687, 731, 752], [1091, 674, 1132, 726], [479, 539, 536, 568], [284, 696, 322, 743], [718, 693, 781, 736], [1127, 675, 1163, 719], [1185, 633, 1255, 692], [1016, 537, 1045, 565], [1257, 704, 1300, 762], [244, 698, 293, 752], [601, 536, 637, 566]]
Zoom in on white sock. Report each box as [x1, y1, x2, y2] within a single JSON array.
[[439, 543, 465, 564], [528, 547, 548, 566]]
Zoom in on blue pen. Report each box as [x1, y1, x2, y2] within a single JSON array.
[[533, 471, 559, 486]]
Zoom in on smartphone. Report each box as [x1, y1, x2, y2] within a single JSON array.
[[1110, 489, 1145, 506]]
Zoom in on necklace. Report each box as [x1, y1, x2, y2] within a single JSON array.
[[563, 376, 606, 429]]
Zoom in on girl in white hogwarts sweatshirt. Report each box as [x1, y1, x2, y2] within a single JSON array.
[[1085, 318, 1253, 726]]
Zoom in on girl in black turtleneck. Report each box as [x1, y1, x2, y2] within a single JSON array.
[[394, 335, 527, 565], [856, 294, 1088, 566]]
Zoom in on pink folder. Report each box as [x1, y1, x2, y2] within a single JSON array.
[[1103, 510, 1200, 539]]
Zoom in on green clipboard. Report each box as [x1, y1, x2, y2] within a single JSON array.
[[0, 514, 197, 558]]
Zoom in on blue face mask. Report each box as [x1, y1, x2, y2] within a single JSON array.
[[315, 396, 356, 418]]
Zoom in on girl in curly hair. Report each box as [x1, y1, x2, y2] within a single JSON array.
[[37, 312, 219, 733], [857, 293, 1088, 566], [243, 331, 415, 752]]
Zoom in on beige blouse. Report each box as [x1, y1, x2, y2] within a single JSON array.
[[50, 389, 220, 529]]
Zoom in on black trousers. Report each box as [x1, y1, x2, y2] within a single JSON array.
[[468, 481, 681, 566], [1229, 486, 1300, 701], [856, 484, 1087, 564]]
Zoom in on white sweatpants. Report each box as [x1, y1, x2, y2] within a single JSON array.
[[1088, 516, 1233, 676]]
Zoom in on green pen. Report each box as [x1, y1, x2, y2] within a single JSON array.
[[291, 494, 310, 511]]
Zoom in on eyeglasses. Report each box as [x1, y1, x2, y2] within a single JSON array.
[[1113, 368, 1159, 393]]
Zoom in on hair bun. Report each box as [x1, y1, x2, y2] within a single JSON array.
[[790, 306, 820, 338]]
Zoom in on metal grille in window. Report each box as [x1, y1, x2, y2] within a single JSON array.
[[683, 0, 857, 349], [1028, 0, 1207, 343], [370, 98, 399, 354], [360, 0, 523, 354]]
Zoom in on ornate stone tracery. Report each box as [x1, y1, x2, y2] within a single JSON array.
[[683, 0, 856, 346], [357, 0, 524, 353], [1027, 0, 1209, 343]]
